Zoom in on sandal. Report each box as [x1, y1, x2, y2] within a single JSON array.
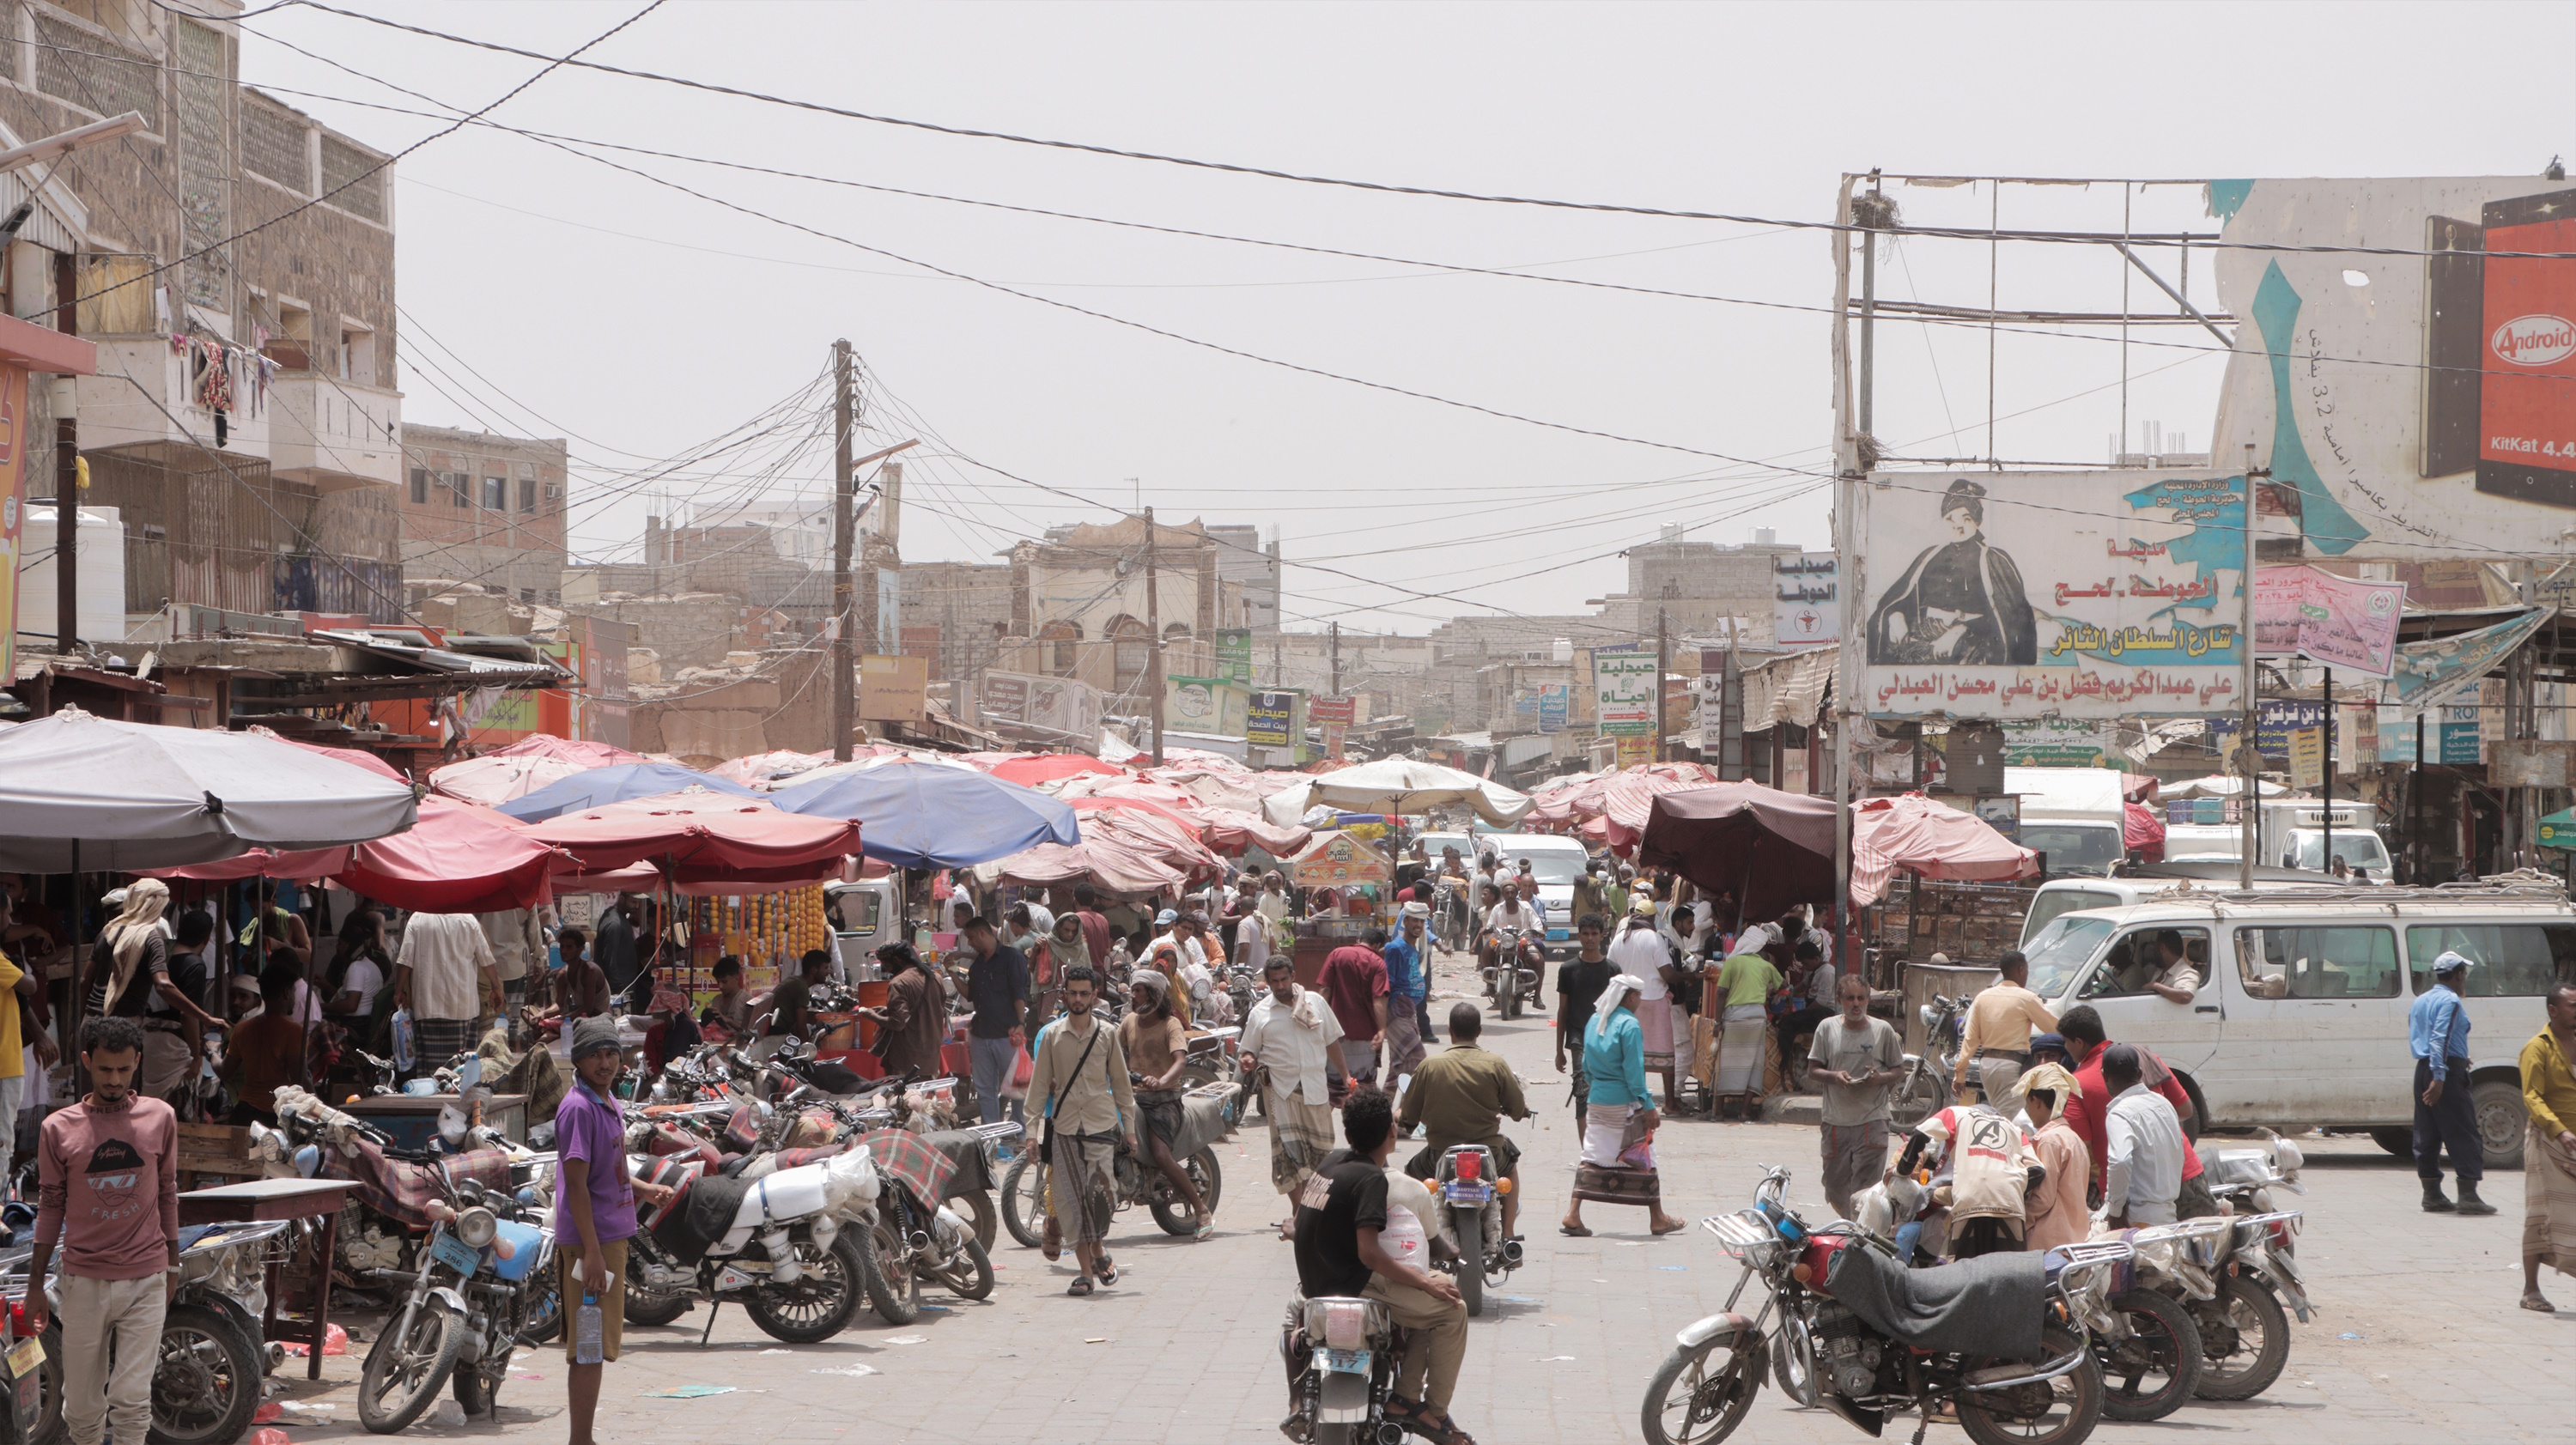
[[1651, 1219, 1687, 1236], [1194, 1213, 1216, 1242], [2521, 1292, 2557, 1313], [1066, 1276, 1095, 1296], [1407, 1405, 1476, 1445], [1097, 1258, 1120, 1286], [1558, 1223, 1591, 1237]]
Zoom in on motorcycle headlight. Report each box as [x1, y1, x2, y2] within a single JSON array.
[[1917, 1004, 1938, 1029], [454, 1206, 499, 1250]]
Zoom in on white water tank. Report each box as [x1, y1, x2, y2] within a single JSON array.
[[16, 503, 127, 645], [1552, 637, 1573, 663], [1754, 528, 1777, 545]]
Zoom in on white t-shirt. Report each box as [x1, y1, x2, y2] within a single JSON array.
[[1608, 922, 1674, 1002], [1807, 962, 1838, 1006], [1485, 901, 1543, 937], [338, 958, 386, 1008]]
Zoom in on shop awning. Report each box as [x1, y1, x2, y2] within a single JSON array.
[[1637, 782, 1841, 926], [521, 790, 861, 886], [1848, 793, 2038, 906], [769, 757, 1080, 870]]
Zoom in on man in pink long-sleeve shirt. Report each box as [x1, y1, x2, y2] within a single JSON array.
[[24, 1017, 179, 1445]]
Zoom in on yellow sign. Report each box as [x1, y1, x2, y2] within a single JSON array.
[[1286, 830, 1391, 888]]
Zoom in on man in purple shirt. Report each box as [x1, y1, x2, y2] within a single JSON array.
[[558, 1017, 670, 1445]]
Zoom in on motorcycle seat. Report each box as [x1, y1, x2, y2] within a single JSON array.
[[1823, 1242, 2045, 1361]]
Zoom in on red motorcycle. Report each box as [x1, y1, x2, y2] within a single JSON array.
[[1639, 1165, 2126, 1445]]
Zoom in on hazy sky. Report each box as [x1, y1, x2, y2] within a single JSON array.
[[236, 0, 2575, 635]]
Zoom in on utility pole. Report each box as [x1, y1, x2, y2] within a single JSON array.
[[1856, 170, 1886, 440], [1145, 506, 1163, 766], [1329, 621, 1341, 699], [53, 252, 76, 653], [2237, 446, 2265, 889], [1655, 607, 1669, 763], [829, 338, 854, 762]]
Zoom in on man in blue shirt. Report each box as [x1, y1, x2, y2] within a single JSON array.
[[1382, 904, 1432, 1082], [2409, 950, 2496, 1215], [962, 916, 1031, 1128]]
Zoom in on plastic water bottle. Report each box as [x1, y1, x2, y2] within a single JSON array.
[[572, 1276, 605, 1365]]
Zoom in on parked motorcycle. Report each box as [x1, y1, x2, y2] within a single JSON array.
[[1640, 1164, 2119, 1445], [999, 1082, 1236, 1248], [16, 1221, 279, 1445], [1482, 926, 1542, 1020], [1278, 1294, 1406, 1445], [828, 1116, 1007, 1325], [355, 1172, 552, 1433], [1429, 1143, 1522, 1319], [2137, 1213, 2298, 1401], [1890, 996, 1961, 1126], [617, 1149, 877, 1344]]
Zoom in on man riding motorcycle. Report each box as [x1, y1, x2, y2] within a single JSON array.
[[1477, 878, 1546, 1003], [1396, 1003, 1530, 1245]]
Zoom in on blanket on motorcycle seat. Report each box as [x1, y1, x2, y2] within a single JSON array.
[[1171, 1091, 1238, 1163], [859, 1128, 955, 1205], [914, 1129, 992, 1199], [653, 1173, 752, 1266], [1824, 1243, 2044, 1361], [337, 1140, 513, 1230]]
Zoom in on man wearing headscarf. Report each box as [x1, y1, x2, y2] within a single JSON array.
[[2018, 1061, 2091, 1253], [1240, 955, 1348, 1240], [1563, 974, 1685, 1237], [89, 881, 225, 1104], [1865, 477, 2039, 666]]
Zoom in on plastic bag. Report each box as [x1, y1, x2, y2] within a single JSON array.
[[1619, 1130, 1657, 1172], [1379, 1204, 1430, 1267], [390, 1010, 416, 1072], [1002, 1045, 1034, 1101]]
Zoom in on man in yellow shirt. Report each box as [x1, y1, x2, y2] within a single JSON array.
[[0, 888, 58, 1211], [2519, 982, 2576, 1313], [1953, 950, 2059, 1111]]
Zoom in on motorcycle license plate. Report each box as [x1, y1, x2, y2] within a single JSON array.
[[4, 1339, 40, 1379], [1315, 1347, 1371, 1377], [431, 1232, 483, 1277], [1443, 1183, 1492, 1205]]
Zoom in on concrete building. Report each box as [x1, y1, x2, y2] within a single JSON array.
[[401, 425, 568, 605], [1595, 524, 1801, 641], [898, 558, 1013, 683], [997, 515, 1242, 706], [1206, 523, 1282, 635], [0, 6, 408, 627]]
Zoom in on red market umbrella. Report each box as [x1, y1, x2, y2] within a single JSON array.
[[522, 789, 862, 886], [1847, 793, 2039, 907], [491, 735, 647, 768], [984, 753, 1126, 788], [152, 798, 568, 913]]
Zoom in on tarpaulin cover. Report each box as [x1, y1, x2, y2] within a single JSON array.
[[246, 727, 408, 783], [974, 752, 1126, 788], [769, 757, 1079, 869], [706, 750, 830, 787], [489, 734, 647, 768], [426, 754, 589, 807], [523, 791, 861, 883], [1637, 782, 1842, 926], [1262, 758, 1534, 829], [0, 706, 418, 872], [495, 762, 766, 823], [985, 806, 1216, 895], [2123, 801, 2167, 864], [1055, 776, 1312, 857], [154, 798, 568, 914], [1847, 793, 2039, 907]]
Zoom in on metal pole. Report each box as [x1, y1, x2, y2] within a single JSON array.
[[2238, 448, 2262, 889], [829, 338, 854, 762], [2413, 708, 2427, 882], [1656, 607, 1669, 763], [1830, 177, 1862, 977], [1145, 506, 1163, 766], [1329, 621, 1340, 699], [2321, 665, 2333, 875], [1857, 173, 1880, 439], [54, 252, 77, 653]]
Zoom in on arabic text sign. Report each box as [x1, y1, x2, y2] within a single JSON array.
[[1538, 683, 1568, 734], [1215, 628, 1253, 687], [1592, 649, 1659, 736], [1771, 551, 1839, 647], [1247, 690, 1297, 748], [1857, 471, 2245, 719], [1307, 695, 1356, 726], [2000, 717, 2109, 768], [2252, 566, 2406, 677], [2211, 700, 2327, 762]]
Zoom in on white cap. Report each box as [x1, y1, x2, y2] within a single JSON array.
[[2433, 950, 2472, 975]]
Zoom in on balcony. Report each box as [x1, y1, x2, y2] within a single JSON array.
[[78, 337, 270, 460], [270, 373, 402, 489]]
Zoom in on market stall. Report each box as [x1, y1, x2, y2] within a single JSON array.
[[1280, 830, 1391, 987]]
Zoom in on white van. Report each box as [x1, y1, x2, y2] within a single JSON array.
[[2165, 804, 2394, 880], [2015, 863, 2335, 948], [2016, 879, 2574, 1167], [1479, 833, 1594, 957], [2006, 766, 2129, 876]]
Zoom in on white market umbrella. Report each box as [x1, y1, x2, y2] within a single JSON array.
[[0, 705, 420, 871], [1264, 757, 1534, 829]]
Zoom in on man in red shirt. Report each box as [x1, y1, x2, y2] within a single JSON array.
[[1319, 928, 1393, 1086], [1072, 883, 1115, 974], [2052, 1005, 2215, 1217]]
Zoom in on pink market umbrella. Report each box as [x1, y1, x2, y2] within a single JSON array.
[[428, 753, 588, 806], [490, 735, 647, 768], [1848, 793, 2039, 908]]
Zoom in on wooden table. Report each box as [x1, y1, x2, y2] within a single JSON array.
[[177, 1178, 356, 1381]]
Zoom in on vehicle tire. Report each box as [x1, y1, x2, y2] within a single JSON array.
[[2369, 1126, 2415, 1158], [937, 1236, 996, 1302], [1149, 1150, 1223, 1236], [356, 1300, 465, 1435], [1638, 1332, 1762, 1445], [2098, 1288, 2203, 1422], [2190, 1272, 2291, 1400], [951, 1188, 999, 1254], [623, 1288, 693, 1327], [146, 1304, 263, 1445], [2473, 1078, 2528, 1170], [860, 1217, 922, 1326], [1001, 1155, 1053, 1250], [2176, 1072, 2211, 1142], [33, 1327, 62, 1445], [1455, 1208, 1485, 1319], [1769, 1322, 1820, 1408], [746, 1231, 865, 1345], [1956, 1325, 2103, 1445], [1501, 984, 1520, 1021], [522, 1260, 564, 1345], [1889, 1065, 1948, 1128]]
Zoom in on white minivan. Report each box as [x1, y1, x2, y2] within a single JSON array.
[[1478, 833, 1594, 957], [2015, 879, 2573, 1168]]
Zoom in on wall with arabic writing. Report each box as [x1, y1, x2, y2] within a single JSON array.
[[1856, 469, 2248, 720]]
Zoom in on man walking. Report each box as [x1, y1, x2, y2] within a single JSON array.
[[2096, 1044, 2185, 1228], [25, 1017, 179, 1445], [2518, 983, 2576, 1311], [962, 915, 1030, 1127], [1953, 949, 2057, 1110], [557, 1017, 674, 1445], [1382, 905, 1433, 1078], [1242, 956, 1348, 1239], [1810, 974, 1905, 1219], [395, 910, 500, 1075], [1319, 929, 1392, 1086], [2409, 950, 2494, 1214], [1025, 964, 1137, 1295]]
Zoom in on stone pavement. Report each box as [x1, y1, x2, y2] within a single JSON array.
[[260, 948, 2570, 1444]]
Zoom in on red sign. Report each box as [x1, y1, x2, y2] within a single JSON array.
[[2476, 191, 2576, 502], [1308, 695, 1356, 726]]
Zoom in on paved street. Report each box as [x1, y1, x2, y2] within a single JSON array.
[[268, 952, 2571, 1445]]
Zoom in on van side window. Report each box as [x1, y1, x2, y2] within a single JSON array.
[[2404, 925, 2576, 996], [2234, 926, 2401, 999], [2081, 926, 2211, 999]]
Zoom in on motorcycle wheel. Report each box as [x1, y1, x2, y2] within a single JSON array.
[[33, 1327, 62, 1445], [1455, 1208, 1485, 1319], [356, 1300, 465, 1435], [1500, 983, 1520, 1021], [1955, 1325, 2104, 1445], [147, 1305, 261, 1445], [860, 1217, 923, 1326], [937, 1236, 997, 1302], [951, 1189, 999, 1254], [1638, 1330, 1762, 1445], [746, 1230, 866, 1344], [2099, 1289, 2203, 1422], [451, 1345, 503, 1419], [1889, 1065, 1948, 1128], [2190, 1272, 2290, 1400], [623, 1286, 694, 1327], [1769, 1322, 1820, 1408], [1148, 1150, 1223, 1236], [1000, 1154, 1050, 1250], [521, 1260, 565, 1345]]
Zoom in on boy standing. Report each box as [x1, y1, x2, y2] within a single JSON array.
[[557, 1017, 671, 1445]]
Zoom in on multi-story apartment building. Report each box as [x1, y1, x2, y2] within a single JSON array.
[[401, 424, 568, 605]]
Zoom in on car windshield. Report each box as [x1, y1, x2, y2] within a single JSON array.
[[2289, 831, 2391, 872], [1500, 851, 1586, 886], [2022, 914, 2114, 998], [2021, 824, 2125, 873]]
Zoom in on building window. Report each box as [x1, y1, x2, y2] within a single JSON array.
[[1108, 615, 1149, 693], [483, 477, 507, 509], [447, 472, 470, 507], [519, 477, 537, 513], [341, 326, 376, 386], [1040, 621, 1083, 677], [410, 468, 428, 505]]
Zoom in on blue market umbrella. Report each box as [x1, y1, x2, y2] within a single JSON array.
[[769, 758, 1080, 869], [494, 762, 766, 823]]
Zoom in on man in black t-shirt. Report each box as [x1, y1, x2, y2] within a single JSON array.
[[1289, 1088, 1473, 1444], [1554, 912, 1617, 1120]]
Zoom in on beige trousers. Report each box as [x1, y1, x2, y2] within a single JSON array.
[[61, 1272, 166, 1445], [1365, 1275, 1468, 1411]]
